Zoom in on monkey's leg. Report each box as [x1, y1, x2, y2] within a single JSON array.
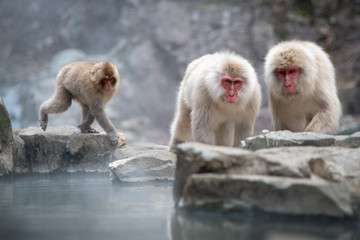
[[215, 122, 234, 147], [39, 86, 72, 131], [78, 104, 99, 133], [90, 105, 118, 146], [233, 122, 254, 147], [169, 101, 192, 152]]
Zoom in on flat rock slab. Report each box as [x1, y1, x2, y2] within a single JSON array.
[[335, 131, 360, 148], [244, 131, 337, 150], [109, 144, 176, 182], [15, 126, 126, 173], [174, 142, 360, 218]]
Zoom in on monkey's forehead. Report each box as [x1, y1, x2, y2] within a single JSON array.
[[223, 61, 247, 77], [270, 45, 312, 69]]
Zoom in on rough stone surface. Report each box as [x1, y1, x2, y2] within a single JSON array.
[[257, 147, 360, 183], [109, 148, 176, 182], [0, 97, 13, 176], [12, 132, 27, 173], [244, 131, 337, 150], [15, 126, 126, 173], [335, 131, 360, 148], [180, 174, 354, 217], [174, 142, 360, 218]]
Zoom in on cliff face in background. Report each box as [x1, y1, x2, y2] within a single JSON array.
[[0, 0, 359, 144]]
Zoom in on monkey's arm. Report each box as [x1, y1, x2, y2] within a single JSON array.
[[89, 104, 119, 146], [305, 93, 341, 134], [169, 100, 192, 152], [305, 104, 341, 134], [234, 121, 254, 147]]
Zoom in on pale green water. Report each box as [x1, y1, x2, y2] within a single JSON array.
[[0, 174, 359, 240]]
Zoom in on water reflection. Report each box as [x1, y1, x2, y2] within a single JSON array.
[[0, 174, 173, 240], [1, 174, 359, 240], [170, 210, 360, 240]]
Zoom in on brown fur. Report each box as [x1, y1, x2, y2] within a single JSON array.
[[169, 52, 261, 151], [264, 40, 342, 134], [39, 61, 120, 145]]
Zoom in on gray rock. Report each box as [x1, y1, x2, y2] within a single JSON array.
[[257, 146, 360, 184], [12, 133, 27, 173], [0, 97, 13, 176], [174, 142, 268, 205], [16, 125, 126, 173], [113, 142, 168, 160], [18, 126, 78, 173], [335, 131, 360, 148], [109, 144, 176, 182], [174, 142, 360, 218], [179, 174, 355, 218], [244, 131, 336, 150]]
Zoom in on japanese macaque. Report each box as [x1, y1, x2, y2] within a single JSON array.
[[39, 61, 120, 145], [264, 40, 342, 134], [169, 52, 261, 151]]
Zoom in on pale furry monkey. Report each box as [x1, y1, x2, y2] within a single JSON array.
[[39, 61, 120, 145], [169, 52, 261, 151], [264, 40, 342, 134]]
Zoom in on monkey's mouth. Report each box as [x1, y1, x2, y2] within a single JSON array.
[[102, 78, 116, 90], [283, 91, 297, 97], [224, 95, 237, 103]]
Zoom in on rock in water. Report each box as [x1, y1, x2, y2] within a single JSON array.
[[174, 142, 360, 219], [109, 144, 176, 182], [0, 97, 13, 176]]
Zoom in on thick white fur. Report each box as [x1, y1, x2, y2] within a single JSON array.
[[169, 52, 261, 150], [264, 40, 342, 133]]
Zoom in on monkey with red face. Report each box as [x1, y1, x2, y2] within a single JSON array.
[[169, 52, 261, 151], [264, 40, 342, 134]]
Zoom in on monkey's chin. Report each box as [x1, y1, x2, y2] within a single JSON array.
[[223, 97, 237, 104]]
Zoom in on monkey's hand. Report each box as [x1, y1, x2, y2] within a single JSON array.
[[169, 139, 184, 153], [107, 131, 119, 146], [39, 120, 47, 131]]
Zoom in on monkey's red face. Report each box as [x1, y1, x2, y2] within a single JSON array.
[[276, 66, 299, 96], [102, 76, 116, 90], [221, 75, 244, 103]]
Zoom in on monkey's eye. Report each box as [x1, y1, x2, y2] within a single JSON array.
[[234, 80, 241, 85], [225, 79, 231, 84], [279, 71, 286, 75]]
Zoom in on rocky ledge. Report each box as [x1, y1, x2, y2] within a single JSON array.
[[173, 133, 360, 219], [5, 126, 175, 177]]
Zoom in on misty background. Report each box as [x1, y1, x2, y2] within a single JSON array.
[[0, 0, 359, 145]]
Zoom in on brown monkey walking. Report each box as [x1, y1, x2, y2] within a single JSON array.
[[39, 61, 120, 145], [264, 40, 342, 134], [169, 52, 261, 151]]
